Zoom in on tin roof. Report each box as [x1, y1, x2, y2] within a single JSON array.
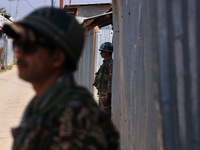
[[81, 12, 112, 31], [66, 0, 111, 5], [65, 3, 111, 8]]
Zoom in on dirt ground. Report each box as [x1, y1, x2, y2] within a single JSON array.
[[0, 65, 34, 150]]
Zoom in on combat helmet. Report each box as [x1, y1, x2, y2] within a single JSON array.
[[99, 42, 113, 53], [3, 7, 84, 71]]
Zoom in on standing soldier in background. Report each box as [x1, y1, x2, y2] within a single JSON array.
[[93, 42, 113, 118], [3, 7, 118, 150]]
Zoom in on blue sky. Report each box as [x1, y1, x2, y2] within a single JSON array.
[[1, 0, 111, 20]]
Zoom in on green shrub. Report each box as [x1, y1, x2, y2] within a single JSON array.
[[0, 64, 15, 72]]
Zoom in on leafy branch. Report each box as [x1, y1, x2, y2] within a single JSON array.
[[0, 8, 7, 14]]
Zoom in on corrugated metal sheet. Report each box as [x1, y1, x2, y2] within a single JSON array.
[[74, 25, 113, 101], [157, 0, 200, 149], [0, 36, 14, 67], [6, 39, 14, 64], [112, 1, 160, 149], [1, 37, 14, 66], [74, 29, 94, 92], [112, 0, 200, 150]]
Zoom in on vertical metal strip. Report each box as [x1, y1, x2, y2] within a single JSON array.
[[187, 0, 199, 149], [91, 26, 97, 95]]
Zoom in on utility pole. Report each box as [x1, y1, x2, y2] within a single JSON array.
[[16, 0, 19, 20], [51, 0, 54, 7], [60, 0, 63, 9]]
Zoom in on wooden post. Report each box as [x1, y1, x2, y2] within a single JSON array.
[[60, 0, 63, 9], [91, 26, 98, 95]]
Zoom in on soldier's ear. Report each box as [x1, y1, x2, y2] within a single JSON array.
[[52, 49, 66, 68]]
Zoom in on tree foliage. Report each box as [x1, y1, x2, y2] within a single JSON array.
[[0, 8, 7, 14]]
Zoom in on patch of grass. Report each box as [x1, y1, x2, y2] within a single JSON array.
[[0, 63, 15, 73]]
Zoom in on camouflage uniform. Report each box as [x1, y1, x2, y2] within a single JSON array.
[[93, 57, 113, 117], [12, 72, 118, 150], [3, 7, 118, 150]]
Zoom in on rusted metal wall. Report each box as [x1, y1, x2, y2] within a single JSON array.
[[112, 0, 200, 150]]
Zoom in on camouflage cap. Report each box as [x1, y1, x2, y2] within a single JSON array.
[[3, 7, 84, 70]]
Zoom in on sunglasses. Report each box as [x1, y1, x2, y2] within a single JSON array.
[[13, 40, 55, 55], [13, 40, 38, 55]]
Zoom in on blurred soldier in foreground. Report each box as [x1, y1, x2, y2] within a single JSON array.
[[93, 42, 113, 118], [3, 7, 118, 150]]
